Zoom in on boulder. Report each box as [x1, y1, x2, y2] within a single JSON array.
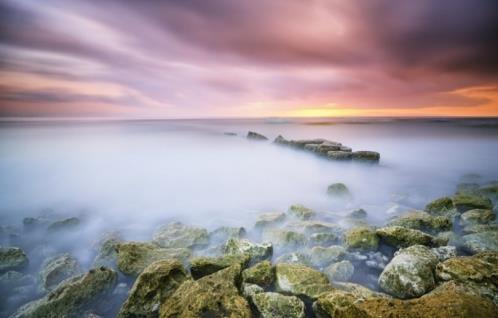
[[251, 292, 305, 318], [255, 212, 286, 229], [116, 242, 191, 276], [462, 223, 498, 234], [308, 232, 338, 247], [376, 226, 434, 248], [352, 151, 380, 163], [242, 260, 274, 288], [39, 253, 81, 291], [330, 282, 391, 299], [208, 226, 246, 244], [430, 246, 457, 261], [275, 252, 312, 267], [425, 196, 455, 215], [460, 209, 496, 226], [378, 245, 439, 299], [224, 238, 273, 263], [190, 254, 250, 279], [247, 131, 268, 140], [47, 217, 80, 233], [242, 283, 264, 298], [453, 193, 493, 212], [327, 183, 351, 198], [387, 211, 452, 232], [92, 232, 123, 268], [152, 222, 209, 249], [118, 260, 190, 318], [159, 264, 251, 318], [310, 246, 347, 268], [313, 291, 370, 318], [261, 229, 306, 250], [10, 267, 117, 318], [324, 261, 354, 282], [462, 231, 498, 253], [327, 151, 353, 161], [287, 204, 315, 220], [0, 247, 28, 272], [344, 227, 379, 251], [435, 252, 498, 286], [275, 263, 333, 300]]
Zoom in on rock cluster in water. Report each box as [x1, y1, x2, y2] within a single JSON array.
[[1, 179, 498, 317]]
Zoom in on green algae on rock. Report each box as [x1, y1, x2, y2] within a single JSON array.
[[116, 242, 191, 276], [190, 254, 250, 279], [254, 212, 286, 229], [324, 260, 354, 282], [152, 222, 209, 249], [10, 267, 117, 318], [425, 196, 455, 214], [274, 263, 333, 300], [460, 209, 496, 226], [387, 210, 452, 232], [376, 226, 434, 248], [462, 231, 498, 253], [242, 260, 275, 288], [118, 260, 190, 318], [313, 291, 370, 318], [435, 252, 498, 286], [224, 238, 273, 263], [159, 264, 251, 318], [453, 193, 493, 212], [251, 292, 305, 318], [343, 226, 379, 251], [0, 247, 28, 272], [309, 246, 347, 268], [46, 217, 81, 233], [287, 204, 315, 220]]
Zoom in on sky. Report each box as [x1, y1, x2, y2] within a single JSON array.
[[0, 0, 497, 118]]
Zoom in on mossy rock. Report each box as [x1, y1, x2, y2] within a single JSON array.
[[308, 232, 338, 247], [327, 183, 351, 198], [152, 222, 209, 249], [10, 267, 117, 318], [118, 260, 190, 318], [435, 252, 498, 286], [47, 217, 81, 233], [287, 204, 315, 220], [275, 252, 313, 267], [116, 242, 191, 276], [190, 254, 250, 279], [92, 232, 123, 268], [387, 211, 452, 232], [313, 291, 370, 318], [300, 221, 343, 236], [0, 247, 28, 272], [344, 227, 379, 251], [310, 246, 347, 268], [462, 223, 498, 234], [453, 193, 493, 212], [462, 231, 498, 253], [425, 196, 454, 215], [224, 238, 273, 263], [208, 226, 246, 244], [251, 292, 305, 318], [324, 261, 354, 282], [274, 263, 333, 300], [352, 151, 380, 163], [460, 209, 496, 226], [159, 264, 251, 318], [330, 282, 391, 299], [378, 245, 439, 299], [376, 226, 434, 248], [242, 260, 275, 288], [39, 253, 81, 291], [261, 229, 306, 250], [254, 212, 286, 229]]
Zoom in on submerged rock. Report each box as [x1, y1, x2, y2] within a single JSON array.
[[116, 242, 191, 276], [287, 204, 315, 220], [0, 247, 28, 272], [152, 222, 209, 249], [118, 260, 190, 318], [344, 226, 379, 251], [11, 267, 117, 318], [327, 151, 353, 161], [274, 263, 333, 300], [224, 238, 273, 263], [255, 212, 286, 229], [462, 231, 498, 253], [453, 193, 493, 212], [39, 253, 81, 291], [425, 196, 455, 215], [324, 261, 354, 282], [300, 221, 343, 236], [159, 264, 251, 318], [247, 131, 268, 140], [262, 229, 306, 250], [190, 254, 250, 279], [275, 252, 312, 267], [352, 151, 380, 163], [251, 292, 305, 318], [310, 246, 347, 268], [327, 183, 351, 198], [460, 209, 496, 226], [47, 217, 80, 233], [376, 226, 434, 248], [378, 245, 438, 299], [242, 260, 275, 288], [242, 283, 264, 298], [387, 210, 452, 232], [462, 223, 498, 234], [208, 226, 246, 244]]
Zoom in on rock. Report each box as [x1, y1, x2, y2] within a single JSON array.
[[116, 242, 191, 276], [190, 254, 250, 279], [242, 260, 274, 288], [324, 261, 354, 282], [92, 231, 123, 268], [159, 264, 251, 318], [118, 260, 190, 318], [10, 267, 117, 318], [376, 226, 434, 248], [262, 229, 306, 250], [46, 217, 80, 233], [387, 210, 452, 232], [453, 193, 493, 212], [304, 143, 320, 152], [22, 216, 50, 232], [431, 246, 457, 261], [327, 151, 353, 161], [327, 183, 351, 198], [39, 253, 81, 291], [462, 223, 498, 234], [478, 184, 498, 201], [300, 221, 343, 236], [347, 208, 367, 219], [224, 238, 273, 263], [313, 291, 370, 318], [287, 204, 315, 220], [344, 227, 379, 251], [255, 212, 286, 229], [352, 151, 380, 163], [378, 245, 438, 299], [247, 131, 268, 140], [223, 132, 237, 136], [435, 252, 498, 286], [456, 182, 480, 195], [275, 263, 333, 300], [251, 292, 305, 318], [274, 135, 289, 145], [462, 231, 498, 253], [425, 196, 455, 214], [434, 231, 461, 246], [242, 283, 264, 298], [330, 282, 391, 299], [0, 271, 35, 289], [340, 146, 352, 152], [275, 252, 312, 267], [460, 209, 496, 226], [208, 226, 246, 244], [152, 222, 209, 249], [308, 232, 338, 247], [430, 280, 498, 309], [310, 246, 347, 268], [0, 247, 28, 272]]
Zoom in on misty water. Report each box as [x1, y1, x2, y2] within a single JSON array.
[[1, 117, 498, 316]]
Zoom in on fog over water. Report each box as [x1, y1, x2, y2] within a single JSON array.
[[1, 118, 498, 235]]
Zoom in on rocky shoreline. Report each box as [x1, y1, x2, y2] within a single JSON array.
[[1, 163, 498, 317]]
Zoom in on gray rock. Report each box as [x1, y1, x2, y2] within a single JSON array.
[[376, 226, 434, 248], [224, 238, 273, 263], [242, 283, 264, 298], [247, 131, 268, 140], [431, 246, 457, 261], [462, 231, 498, 253], [39, 253, 81, 291], [251, 292, 306, 318], [460, 209, 496, 226], [274, 263, 333, 300], [0, 247, 28, 272], [255, 212, 286, 229], [327, 183, 351, 198], [287, 204, 315, 220], [324, 260, 354, 282], [310, 246, 347, 268]]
